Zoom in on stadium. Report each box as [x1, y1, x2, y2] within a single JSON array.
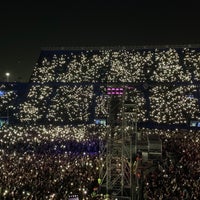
[[0, 46, 199, 199]]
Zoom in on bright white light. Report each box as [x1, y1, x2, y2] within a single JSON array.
[[5, 72, 10, 77], [5, 72, 10, 82]]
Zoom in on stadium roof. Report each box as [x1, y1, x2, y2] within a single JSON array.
[[41, 44, 200, 51]]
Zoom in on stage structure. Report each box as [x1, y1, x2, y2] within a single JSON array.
[[99, 85, 138, 200]]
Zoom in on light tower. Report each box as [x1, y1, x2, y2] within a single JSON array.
[[5, 72, 10, 124], [5, 72, 10, 82], [99, 85, 138, 200]]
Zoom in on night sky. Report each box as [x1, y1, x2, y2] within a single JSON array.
[[0, 0, 200, 82]]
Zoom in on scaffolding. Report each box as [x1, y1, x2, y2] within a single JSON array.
[[99, 86, 138, 200]]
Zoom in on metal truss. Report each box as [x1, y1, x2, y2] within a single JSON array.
[[99, 86, 138, 200]]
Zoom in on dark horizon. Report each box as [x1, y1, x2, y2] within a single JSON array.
[[1, 0, 200, 82]]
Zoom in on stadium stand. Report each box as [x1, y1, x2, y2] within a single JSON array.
[[0, 46, 199, 199]]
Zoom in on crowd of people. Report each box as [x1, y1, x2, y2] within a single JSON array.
[[0, 84, 17, 118], [2, 82, 199, 125], [1, 48, 200, 125], [150, 48, 192, 82], [149, 84, 200, 124], [0, 125, 199, 199], [0, 124, 106, 152], [11, 82, 200, 124], [183, 48, 200, 81], [141, 129, 200, 200], [1, 83, 147, 124], [47, 85, 94, 123], [0, 47, 200, 199], [0, 150, 100, 199], [0, 124, 107, 199], [30, 48, 200, 83], [16, 85, 94, 123]]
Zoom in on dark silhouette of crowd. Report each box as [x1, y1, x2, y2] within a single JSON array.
[[142, 129, 200, 200]]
